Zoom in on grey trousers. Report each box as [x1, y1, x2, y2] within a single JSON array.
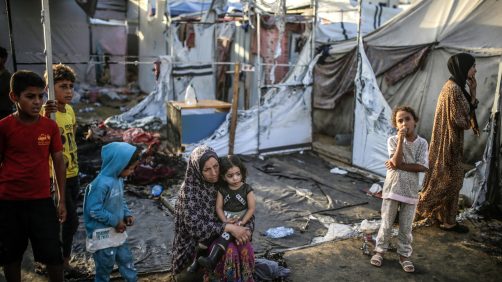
[[374, 199, 416, 258]]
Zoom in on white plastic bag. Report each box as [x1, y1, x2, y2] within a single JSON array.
[[184, 84, 197, 105], [86, 227, 128, 253]]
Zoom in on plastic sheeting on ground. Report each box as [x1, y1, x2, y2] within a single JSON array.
[[70, 193, 174, 277]]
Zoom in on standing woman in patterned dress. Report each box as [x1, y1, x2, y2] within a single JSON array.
[[171, 145, 254, 282], [415, 53, 479, 233]]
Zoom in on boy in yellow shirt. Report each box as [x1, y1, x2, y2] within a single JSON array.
[[43, 64, 80, 270]]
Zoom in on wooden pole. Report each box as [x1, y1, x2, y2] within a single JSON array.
[[228, 62, 240, 155]]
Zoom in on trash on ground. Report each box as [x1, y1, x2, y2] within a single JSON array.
[[330, 167, 348, 175], [151, 184, 164, 197], [254, 258, 291, 281], [264, 227, 295, 239], [311, 223, 357, 244], [358, 219, 381, 234]]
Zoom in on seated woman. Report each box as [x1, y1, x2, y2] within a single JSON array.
[[171, 145, 255, 282]]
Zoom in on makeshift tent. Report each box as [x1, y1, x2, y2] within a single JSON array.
[[0, 0, 89, 79], [316, 0, 403, 43], [0, 0, 127, 85], [126, 0, 402, 150], [314, 0, 502, 173]]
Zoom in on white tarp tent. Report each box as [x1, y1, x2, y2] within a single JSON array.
[[315, 0, 502, 174], [316, 0, 403, 43], [352, 41, 393, 175], [185, 34, 315, 157]]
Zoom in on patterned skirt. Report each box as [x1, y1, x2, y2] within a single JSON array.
[[204, 241, 255, 282]]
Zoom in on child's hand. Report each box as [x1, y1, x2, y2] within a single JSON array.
[[125, 216, 135, 226], [43, 100, 58, 117], [397, 126, 407, 140], [58, 202, 67, 223], [227, 218, 237, 224], [115, 221, 127, 233], [385, 160, 397, 170]]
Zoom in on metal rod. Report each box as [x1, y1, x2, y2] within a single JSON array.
[[256, 11, 261, 153], [5, 0, 17, 71], [228, 62, 240, 155], [41, 0, 55, 104]]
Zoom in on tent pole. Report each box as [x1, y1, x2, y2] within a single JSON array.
[[256, 11, 261, 153], [5, 0, 17, 71], [41, 0, 55, 105], [490, 59, 502, 211], [228, 62, 240, 155], [356, 0, 363, 85], [351, 0, 363, 166], [310, 0, 317, 146]]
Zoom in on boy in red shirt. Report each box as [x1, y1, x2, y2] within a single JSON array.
[[0, 70, 67, 282]]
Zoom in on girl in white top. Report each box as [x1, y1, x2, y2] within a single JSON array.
[[370, 106, 429, 273]]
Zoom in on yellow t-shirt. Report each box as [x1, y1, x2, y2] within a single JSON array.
[[44, 104, 79, 178]]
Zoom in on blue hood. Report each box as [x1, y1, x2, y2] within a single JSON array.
[[100, 142, 137, 178], [83, 142, 136, 238]]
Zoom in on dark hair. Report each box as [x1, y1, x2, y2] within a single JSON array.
[[10, 70, 45, 97], [0, 46, 7, 59], [125, 147, 140, 169], [219, 155, 247, 183], [45, 63, 76, 84], [391, 106, 419, 128]]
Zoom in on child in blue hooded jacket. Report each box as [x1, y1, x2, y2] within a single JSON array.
[[83, 142, 139, 282]]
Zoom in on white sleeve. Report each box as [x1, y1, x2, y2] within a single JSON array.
[[415, 138, 429, 169], [387, 136, 397, 158]]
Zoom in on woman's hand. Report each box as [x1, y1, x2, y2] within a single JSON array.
[[225, 224, 251, 245], [467, 76, 477, 100]]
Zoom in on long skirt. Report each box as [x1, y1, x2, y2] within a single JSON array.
[[204, 241, 255, 282]]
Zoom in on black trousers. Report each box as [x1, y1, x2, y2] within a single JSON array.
[[62, 176, 80, 258]]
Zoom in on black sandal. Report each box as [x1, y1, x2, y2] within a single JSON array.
[[439, 223, 469, 233]]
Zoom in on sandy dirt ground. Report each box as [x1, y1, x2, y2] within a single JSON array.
[[1, 98, 500, 281], [3, 152, 501, 282]]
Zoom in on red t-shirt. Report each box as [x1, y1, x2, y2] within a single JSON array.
[[0, 115, 63, 200]]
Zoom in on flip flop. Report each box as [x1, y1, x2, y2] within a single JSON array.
[[370, 253, 383, 267], [399, 260, 415, 273], [439, 223, 469, 233]]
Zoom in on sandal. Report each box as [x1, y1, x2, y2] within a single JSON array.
[[370, 253, 383, 267], [439, 223, 469, 233], [399, 259, 415, 273]]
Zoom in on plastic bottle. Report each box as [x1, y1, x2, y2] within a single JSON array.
[[184, 84, 197, 105], [151, 184, 164, 197], [264, 226, 294, 238]]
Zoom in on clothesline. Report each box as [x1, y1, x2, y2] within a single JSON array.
[[86, 60, 310, 68]]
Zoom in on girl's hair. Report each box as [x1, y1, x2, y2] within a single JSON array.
[[125, 147, 140, 169], [391, 106, 419, 128], [219, 155, 247, 183]]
